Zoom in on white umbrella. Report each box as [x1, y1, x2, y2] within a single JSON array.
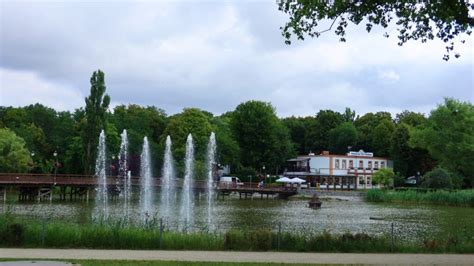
[[289, 177, 306, 183], [276, 177, 292, 183]]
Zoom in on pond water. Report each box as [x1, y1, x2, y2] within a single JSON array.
[[2, 193, 473, 242]]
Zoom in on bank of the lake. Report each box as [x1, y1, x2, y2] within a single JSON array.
[[365, 189, 474, 207], [1, 214, 473, 253]]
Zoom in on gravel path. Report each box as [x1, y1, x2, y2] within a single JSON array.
[[0, 249, 473, 265]]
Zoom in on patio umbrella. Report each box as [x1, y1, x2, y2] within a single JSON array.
[[276, 177, 292, 183], [289, 177, 306, 183]]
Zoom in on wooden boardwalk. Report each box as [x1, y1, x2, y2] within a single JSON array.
[[0, 173, 298, 201]]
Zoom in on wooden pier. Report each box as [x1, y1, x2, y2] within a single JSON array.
[[0, 173, 298, 202]]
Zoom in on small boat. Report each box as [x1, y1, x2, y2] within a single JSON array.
[[308, 194, 322, 208]]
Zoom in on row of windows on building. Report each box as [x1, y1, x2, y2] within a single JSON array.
[[334, 159, 385, 170]]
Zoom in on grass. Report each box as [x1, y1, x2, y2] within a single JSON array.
[[365, 189, 474, 207], [0, 214, 473, 253]]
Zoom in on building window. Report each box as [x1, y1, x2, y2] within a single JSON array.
[[374, 161, 379, 169], [359, 160, 363, 169], [368, 161, 372, 169], [349, 160, 353, 168], [342, 160, 346, 169], [335, 159, 340, 169], [381, 161, 385, 168]]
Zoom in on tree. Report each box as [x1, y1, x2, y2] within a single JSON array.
[[162, 108, 213, 178], [372, 168, 395, 188], [328, 122, 358, 154], [231, 101, 294, 173], [371, 119, 395, 157], [306, 110, 344, 152], [421, 167, 462, 189], [278, 1, 473, 60], [342, 107, 356, 122], [211, 114, 240, 172], [395, 111, 427, 127], [82, 70, 110, 174], [410, 98, 474, 187], [355, 112, 392, 151], [282, 116, 312, 154], [0, 128, 31, 173]]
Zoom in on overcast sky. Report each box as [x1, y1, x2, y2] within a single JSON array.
[[1, 0, 473, 118]]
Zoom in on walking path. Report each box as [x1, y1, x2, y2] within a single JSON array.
[[1, 249, 473, 265]]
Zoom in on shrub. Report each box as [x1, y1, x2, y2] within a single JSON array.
[[422, 168, 458, 189]]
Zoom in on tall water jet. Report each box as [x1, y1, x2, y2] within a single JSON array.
[[118, 129, 131, 216], [180, 134, 194, 229], [160, 136, 175, 220], [206, 132, 217, 228], [95, 130, 108, 217], [140, 137, 153, 220]]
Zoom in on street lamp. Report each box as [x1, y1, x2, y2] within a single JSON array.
[[262, 165, 266, 185], [30, 152, 35, 173], [53, 151, 58, 184]]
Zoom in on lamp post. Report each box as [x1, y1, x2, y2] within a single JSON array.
[[30, 152, 35, 173], [53, 151, 58, 184], [262, 165, 266, 186]]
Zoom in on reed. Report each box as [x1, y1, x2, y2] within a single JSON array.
[[0, 214, 473, 253], [365, 189, 474, 207]]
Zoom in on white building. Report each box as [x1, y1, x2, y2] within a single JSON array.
[[284, 150, 392, 190]]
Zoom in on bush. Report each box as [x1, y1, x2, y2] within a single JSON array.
[[422, 168, 459, 189], [373, 168, 395, 188]]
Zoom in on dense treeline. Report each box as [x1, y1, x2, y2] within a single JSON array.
[[0, 71, 472, 187]]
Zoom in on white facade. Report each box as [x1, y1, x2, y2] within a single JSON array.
[[285, 150, 391, 189]]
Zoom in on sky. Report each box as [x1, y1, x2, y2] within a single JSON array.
[[1, 0, 473, 118]]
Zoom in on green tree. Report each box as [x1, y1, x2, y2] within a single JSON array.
[[395, 111, 427, 127], [278, 1, 473, 60], [306, 110, 343, 152], [0, 128, 32, 172], [328, 122, 358, 154], [410, 98, 474, 187], [342, 107, 356, 122], [82, 70, 110, 174], [282, 116, 312, 154], [231, 100, 294, 174], [421, 167, 462, 189], [355, 112, 392, 151], [372, 168, 395, 188], [372, 119, 395, 157], [211, 114, 240, 172], [162, 108, 213, 178]]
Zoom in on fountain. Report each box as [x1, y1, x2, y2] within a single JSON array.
[[95, 130, 108, 217], [206, 132, 217, 228], [140, 137, 153, 221], [118, 129, 131, 216], [160, 135, 175, 220], [180, 134, 194, 229]]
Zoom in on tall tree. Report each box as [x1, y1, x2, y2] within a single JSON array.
[[372, 119, 395, 157], [395, 110, 427, 127], [342, 107, 356, 122], [278, 1, 473, 60], [82, 70, 110, 174], [306, 110, 344, 152], [282, 116, 312, 154], [328, 122, 358, 154], [231, 101, 294, 173], [410, 98, 474, 187], [355, 112, 392, 151]]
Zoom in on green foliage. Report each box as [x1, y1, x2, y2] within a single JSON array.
[[0, 128, 32, 172], [410, 98, 474, 187], [328, 122, 358, 154], [365, 189, 474, 207], [230, 101, 294, 173], [163, 108, 213, 178], [211, 115, 240, 171], [395, 111, 427, 127], [278, 1, 473, 60], [306, 110, 343, 152], [422, 167, 462, 190], [354, 112, 392, 152], [282, 116, 312, 155], [371, 119, 395, 157], [372, 168, 395, 188], [82, 70, 110, 174]]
